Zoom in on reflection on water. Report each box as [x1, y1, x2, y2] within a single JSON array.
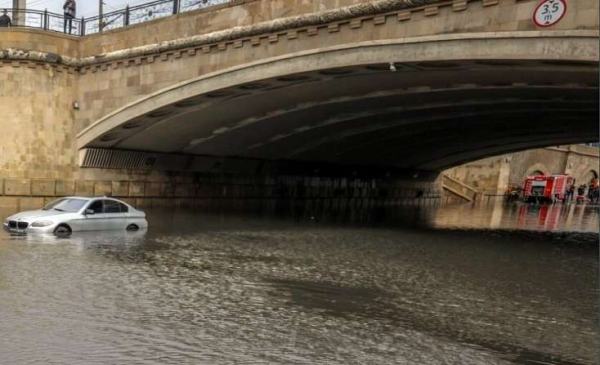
[[0, 203, 597, 364], [429, 202, 599, 232]]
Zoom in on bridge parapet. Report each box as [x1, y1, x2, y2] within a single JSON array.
[[3, 0, 598, 65]]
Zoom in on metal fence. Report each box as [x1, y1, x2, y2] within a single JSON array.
[[1, 0, 230, 36]]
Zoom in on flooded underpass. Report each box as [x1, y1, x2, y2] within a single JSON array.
[[0, 202, 598, 364]]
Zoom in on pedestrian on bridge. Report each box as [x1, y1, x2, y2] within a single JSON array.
[[0, 9, 12, 27], [63, 0, 76, 34]]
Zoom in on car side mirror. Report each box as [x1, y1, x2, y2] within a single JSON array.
[[85, 209, 95, 215]]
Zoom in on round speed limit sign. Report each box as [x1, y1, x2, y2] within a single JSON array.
[[533, 0, 567, 27]]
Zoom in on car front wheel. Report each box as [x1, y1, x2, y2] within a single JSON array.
[[54, 224, 72, 237]]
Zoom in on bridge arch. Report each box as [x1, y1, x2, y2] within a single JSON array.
[[77, 30, 598, 171], [525, 164, 550, 177], [583, 170, 598, 184]]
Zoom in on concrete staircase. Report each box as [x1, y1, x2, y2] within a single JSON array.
[[442, 174, 480, 202]]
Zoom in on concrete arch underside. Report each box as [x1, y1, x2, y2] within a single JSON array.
[[78, 31, 599, 173]]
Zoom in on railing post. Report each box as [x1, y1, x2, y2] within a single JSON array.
[[124, 6, 130, 26], [99, 0, 103, 33], [81, 17, 85, 36], [173, 0, 180, 15], [43, 9, 48, 30]]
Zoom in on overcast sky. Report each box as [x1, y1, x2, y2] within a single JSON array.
[[0, 1, 149, 18]]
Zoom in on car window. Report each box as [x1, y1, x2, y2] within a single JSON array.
[[87, 200, 103, 214], [45, 198, 88, 213], [103, 200, 122, 214], [118, 203, 129, 213], [43, 198, 65, 210]]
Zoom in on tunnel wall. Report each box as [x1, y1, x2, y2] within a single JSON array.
[[0, 173, 441, 215]]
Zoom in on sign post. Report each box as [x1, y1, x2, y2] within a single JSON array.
[[533, 0, 567, 27]]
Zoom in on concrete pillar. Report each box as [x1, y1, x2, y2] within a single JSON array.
[[563, 145, 575, 176], [495, 157, 511, 195], [12, 0, 26, 26]]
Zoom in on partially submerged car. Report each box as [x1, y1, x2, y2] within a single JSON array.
[[3, 197, 147, 235]]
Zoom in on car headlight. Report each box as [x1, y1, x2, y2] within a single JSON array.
[[31, 220, 53, 227]]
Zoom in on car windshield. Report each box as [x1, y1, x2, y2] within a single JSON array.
[[42, 198, 88, 213]]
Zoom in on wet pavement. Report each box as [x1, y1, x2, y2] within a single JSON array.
[[0, 201, 598, 364]]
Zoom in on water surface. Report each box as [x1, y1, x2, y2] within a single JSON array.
[[0, 202, 598, 364]]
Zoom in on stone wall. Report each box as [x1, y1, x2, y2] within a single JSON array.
[[77, 0, 597, 57], [0, 28, 79, 57], [564, 146, 600, 184], [0, 60, 77, 179], [79, 0, 417, 56], [444, 145, 600, 196], [0, 173, 441, 216], [444, 157, 510, 195]]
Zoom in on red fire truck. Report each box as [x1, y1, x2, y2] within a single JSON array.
[[522, 175, 573, 203]]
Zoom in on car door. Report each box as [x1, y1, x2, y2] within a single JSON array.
[[102, 199, 128, 230], [80, 199, 107, 231]]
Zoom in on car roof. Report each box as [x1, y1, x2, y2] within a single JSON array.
[[61, 196, 92, 201], [63, 196, 126, 202]]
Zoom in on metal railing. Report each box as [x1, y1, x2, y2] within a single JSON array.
[[1, 8, 83, 35], [0, 0, 230, 36]]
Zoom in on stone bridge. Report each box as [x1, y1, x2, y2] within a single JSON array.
[[0, 0, 598, 207]]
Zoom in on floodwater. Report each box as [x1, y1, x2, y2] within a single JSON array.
[[0, 202, 598, 364]]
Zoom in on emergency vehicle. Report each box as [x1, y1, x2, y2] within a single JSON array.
[[522, 175, 573, 203]]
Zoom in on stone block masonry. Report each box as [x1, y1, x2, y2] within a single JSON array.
[[0, 173, 441, 216], [444, 145, 600, 196]]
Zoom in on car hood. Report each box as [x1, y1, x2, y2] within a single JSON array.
[[7, 209, 70, 221]]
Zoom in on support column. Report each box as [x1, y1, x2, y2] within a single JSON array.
[[12, 0, 26, 26], [495, 157, 511, 195]]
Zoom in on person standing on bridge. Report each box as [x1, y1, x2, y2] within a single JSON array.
[[0, 9, 12, 27], [63, 0, 76, 34]]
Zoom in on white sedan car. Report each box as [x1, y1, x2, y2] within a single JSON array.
[[3, 197, 148, 235]]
